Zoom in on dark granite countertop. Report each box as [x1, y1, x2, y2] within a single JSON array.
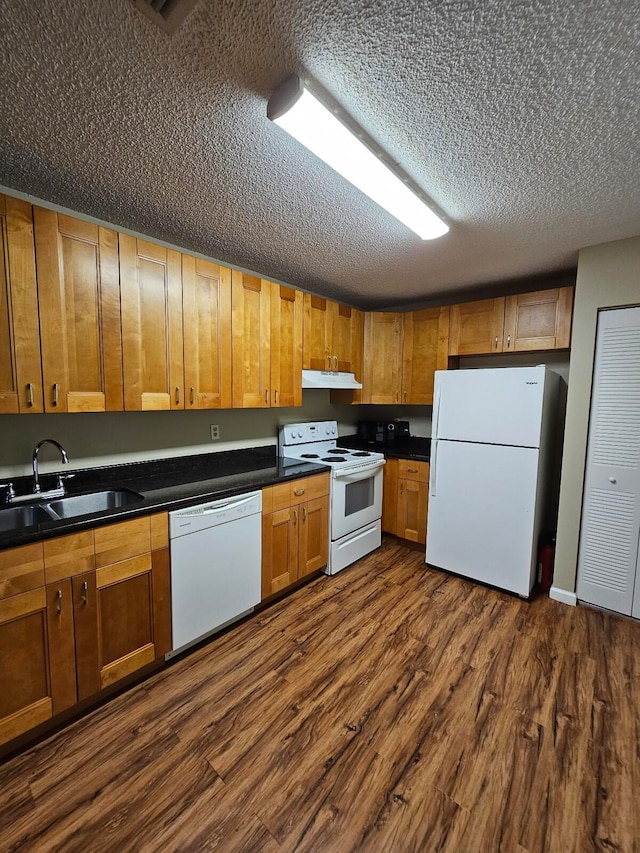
[[340, 434, 431, 462], [0, 447, 329, 551]]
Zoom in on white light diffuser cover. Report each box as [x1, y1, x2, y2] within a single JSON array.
[[271, 83, 448, 240]]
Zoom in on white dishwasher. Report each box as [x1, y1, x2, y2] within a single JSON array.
[[168, 490, 262, 657]]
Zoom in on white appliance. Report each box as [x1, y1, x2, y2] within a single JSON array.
[[168, 491, 262, 657], [426, 366, 559, 596], [279, 421, 385, 574]]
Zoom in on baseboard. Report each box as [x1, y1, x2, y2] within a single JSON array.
[[549, 585, 577, 607]]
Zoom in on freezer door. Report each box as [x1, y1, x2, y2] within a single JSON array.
[[433, 366, 547, 447], [426, 439, 540, 596]]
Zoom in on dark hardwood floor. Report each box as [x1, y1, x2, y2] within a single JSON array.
[[1, 537, 639, 852]]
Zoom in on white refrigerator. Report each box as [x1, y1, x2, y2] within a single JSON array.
[[425, 366, 559, 596]]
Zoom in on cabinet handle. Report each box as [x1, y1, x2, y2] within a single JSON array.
[[396, 391, 400, 402], [274, 389, 278, 404], [293, 509, 297, 525], [82, 580, 89, 605], [53, 383, 59, 406], [175, 386, 180, 405], [507, 335, 511, 348], [326, 355, 331, 371], [27, 382, 34, 407], [294, 488, 305, 496], [265, 389, 269, 405], [333, 355, 338, 370], [190, 386, 195, 405], [400, 483, 404, 495], [494, 336, 499, 349], [404, 391, 407, 402], [56, 588, 63, 614], [407, 468, 419, 474], [302, 506, 307, 522]]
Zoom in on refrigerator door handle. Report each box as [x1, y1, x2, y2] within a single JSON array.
[[430, 439, 438, 497], [433, 381, 442, 439]]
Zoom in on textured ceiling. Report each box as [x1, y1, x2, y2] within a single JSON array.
[[0, 0, 638, 308]]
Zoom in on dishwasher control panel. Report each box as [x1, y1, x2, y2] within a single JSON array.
[[169, 490, 262, 538]]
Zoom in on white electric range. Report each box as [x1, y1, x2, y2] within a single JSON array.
[[279, 421, 385, 574]]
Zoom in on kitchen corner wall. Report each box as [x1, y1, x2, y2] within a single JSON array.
[[554, 234, 640, 596], [0, 392, 365, 479]]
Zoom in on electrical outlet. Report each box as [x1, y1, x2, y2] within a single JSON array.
[[210, 424, 220, 441]]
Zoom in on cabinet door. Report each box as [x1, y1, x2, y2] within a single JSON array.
[[120, 235, 183, 411], [182, 255, 232, 409], [270, 283, 303, 408], [303, 293, 330, 370], [0, 584, 76, 746], [299, 495, 329, 578], [0, 194, 42, 413], [328, 301, 354, 371], [34, 209, 123, 412], [503, 286, 574, 352], [402, 307, 449, 405], [261, 508, 298, 599], [397, 479, 429, 544], [362, 312, 403, 404], [449, 298, 505, 356], [382, 458, 398, 535], [232, 271, 271, 407]]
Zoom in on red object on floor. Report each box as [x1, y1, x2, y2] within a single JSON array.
[[539, 539, 555, 593]]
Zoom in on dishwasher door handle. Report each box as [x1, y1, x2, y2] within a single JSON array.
[[176, 493, 259, 518]]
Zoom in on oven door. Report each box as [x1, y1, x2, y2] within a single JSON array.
[[331, 460, 385, 541]]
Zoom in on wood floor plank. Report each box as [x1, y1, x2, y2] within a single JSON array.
[[1, 538, 639, 852]]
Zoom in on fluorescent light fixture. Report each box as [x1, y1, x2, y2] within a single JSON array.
[[267, 74, 449, 240]]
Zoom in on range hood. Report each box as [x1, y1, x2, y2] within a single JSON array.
[[302, 370, 362, 390]]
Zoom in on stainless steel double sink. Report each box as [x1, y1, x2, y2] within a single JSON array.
[[0, 489, 144, 534]]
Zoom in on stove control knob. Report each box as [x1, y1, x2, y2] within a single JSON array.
[[297, 430, 303, 438], [325, 426, 331, 435], [331, 426, 337, 435]]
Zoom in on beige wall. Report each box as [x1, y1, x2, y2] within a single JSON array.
[[554, 235, 640, 593]]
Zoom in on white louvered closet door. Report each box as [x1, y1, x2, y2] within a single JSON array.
[[577, 306, 640, 615]]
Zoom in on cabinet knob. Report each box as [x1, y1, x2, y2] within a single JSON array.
[[27, 382, 34, 407], [407, 468, 419, 474], [294, 488, 305, 496], [609, 477, 617, 484]]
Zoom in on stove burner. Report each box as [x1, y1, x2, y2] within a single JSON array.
[[300, 453, 320, 458], [322, 456, 346, 462], [351, 451, 371, 457], [328, 448, 347, 453]]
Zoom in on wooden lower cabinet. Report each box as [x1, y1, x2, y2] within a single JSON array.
[[382, 458, 430, 545], [261, 474, 329, 599], [0, 513, 171, 748]]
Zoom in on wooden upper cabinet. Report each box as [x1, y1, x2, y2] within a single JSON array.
[[0, 195, 43, 413], [182, 255, 232, 409], [329, 301, 356, 372], [449, 297, 505, 356], [270, 283, 302, 408], [34, 209, 123, 412], [402, 307, 450, 405], [503, 286, 574, 351], [232, 271, 271, 407], [120, 235, 183, 411], [362, 312, 404, 404], [303, 293, 330, 370]]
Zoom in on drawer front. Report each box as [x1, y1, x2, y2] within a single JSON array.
[[0, 543, 45, 601], [94, 516, 152, 567], [290, 473, 330, 504], [44, 531, 95, 584], [398, 459, 430, 482]]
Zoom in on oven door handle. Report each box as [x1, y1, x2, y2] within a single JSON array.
[[333, 460, 386, 481]]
